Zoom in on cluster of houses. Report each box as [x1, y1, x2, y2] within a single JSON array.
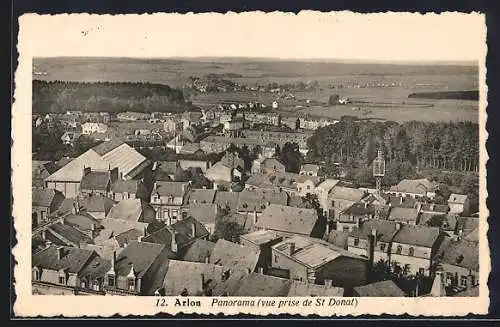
[[31, 137, 478, 297]]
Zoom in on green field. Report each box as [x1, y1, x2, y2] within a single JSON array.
[[34, 57, 479, 123]]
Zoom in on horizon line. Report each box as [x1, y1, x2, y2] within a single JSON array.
[[34, 55, 479, 66]]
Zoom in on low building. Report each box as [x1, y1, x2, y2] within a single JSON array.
[[328, 186, 367, 220], [254, 204, 322, 238], [110, 180, 142, 202], [337, 202, 376, 232], [271, 236, 368, 287], [106, 199, 157, 224], [181, 239, 216, 263], [79, 168, 118, 197], [244, 172, 299, 195], [183, 203, 220, 235], [61, 131, 80, 146], [150, 181, 191, 224], [80, 195, 115, 219], [32, 246, 109, 295], [32, 188, 65, 227], [388, 178, 438, 199], [387, 207, 421, 225], [448, 193, 470, 216], [296, 175, 323, 197], [237, 189, 289, 218], [240, 230, 283, 272], [390, 224, 444, 277], [32, 160, 58, 188], [352, 280, 406, 297], [153, 161, 183, 181]]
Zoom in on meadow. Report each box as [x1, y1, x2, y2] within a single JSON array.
[[34, 57, 479, 123]]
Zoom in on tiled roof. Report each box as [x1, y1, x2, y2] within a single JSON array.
[[181, 239, 216, 263], [329, 186, 366, 202], [317, 179, 340, 193], [255, 204, 318, 236], [32, 245, 95, 274], [114, 241, 166, 278], [115, 229, 144, 248], [388, 196, 417, 208], [112, 180, 140, 194], [455, 217, 479, 235], [296, 175, 322, 185], [64, 213, 102, 231], [81, 195, 115, 214], [387, 207, 420, 223], [46, 149, 110, 182], [300, 164, 320, 173], [186, 189, 216, 205], [287, 280, 344, 296], [324, 230, 349, 249], [156, 161, 179, 175], [153, 181, 188, 197], [142, 217, 209, 249], [390, 178, 437, 194], [240, 230, 281, 246], [48, 223, 93, 246], [92, 139, 124, 156], [214, 191, 240, 212], [205, 163, 233, 182], [349, 220, 399, 243], [106, 199, 156, 223], [231, 272, 291, 296], [464, 227, 479, 243], [79, 255, 111, 280], [245, 172, 299, 190], [222, 212, 255, 233], [99, 218, 149, 237], [32, 188, 65, 208], [392, 224, 442, 248], [341, 202, 376, 217], [437, 237, 479, 271], [185, 203, 219, 224], [353, 280, 406, 297], [448, 193, 468, 204], [210, 239, 261, 272], [80, 171, 111, 190], [237, 189, 289, 212], [420, 203, 449, 213]]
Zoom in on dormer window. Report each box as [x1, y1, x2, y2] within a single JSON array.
[[128, 278, 136, 291], [58, 276, 66, 285], [107, 275, 115, 287], [396, 245, 402, 254], [408, 247, 415, 257], [379, 243, 386, 251], [33, 267, 41, 281], [354, 238, 359, 246]]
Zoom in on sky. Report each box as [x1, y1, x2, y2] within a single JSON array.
[[19, 12, 486, 62]]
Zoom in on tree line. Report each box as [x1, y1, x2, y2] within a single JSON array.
[[33, 80, 188, 114]]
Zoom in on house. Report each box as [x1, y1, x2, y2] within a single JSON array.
[[251, 157, 286, 175], [142, 217, 209, 255], [181, 239, 216, 263], [83, 227, 145, 260], [106, 199, 157, 224], [296, 175, 323, 197], [237, 189, 289, 218], [80, 195, 115, 219], [448, 193, 470, 216], [163, 118, 183, 134], [205, 157, 243, 190], [272, 101, 279, 109], [32, 188, 65, 227], [315, 179, 342, 213], [181, 111, 203, 130], [41, 222, 94, 248], [210, 239, 261, 272], [271, 236, 368, 287], [336, 202, 376, 232], [454, 217, 479, 238], [387, 207, 421, 225], [185, 189, 216, 205], [183, 203, 220, 235], [388, 178, 438, 199], [60, 132, 80, 146], [79, 167, 118, 197], [223, 118, 245, 136], [103, 241, 174, 295], [81, 122, 108, 135], [240, 230, 283, 272], [206, 190, 233, 209], [229, 272, 293, 297], [150, 181, 191, 224], [390, 224, 444, 276], [328, 186, 367, 220], [323, 230, 349, 250], [352, 280, 406, 297], [300, 164, 320, 177], [153, 161, 183, 181], [117, 112, 150, 121], [347, 220, 400, 264], [244, 172, 299, 195], [45, 140, 150, 198], [32, 246, 110, 295], [240, 130, 313, 154], [254, 204, 322, 238], [434, 235, 479, 294], [62, 213, 103, 239], [178, 159, 211, 173], [110, 180, 142, 202]]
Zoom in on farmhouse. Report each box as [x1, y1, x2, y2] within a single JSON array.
[[388, 178, 438, 199]]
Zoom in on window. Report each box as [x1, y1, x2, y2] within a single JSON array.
[[274, 255, 278, 263], [307, 185, 311, 190], [445, 273, 453, 286], [33, 269, 40, 281], [107, 276, 115, 287], [418, 268, 425, 275], [58, 276, 66, 285], [396, 245, 402, 254], [408, 247, 415, 257], [128, 279, 136, 291], [41, 211, 46, 221], [354, 238, 359, 246], [379, 243, 386, 251], [81, 280, 87, 288], [461, 276, 468, 287]]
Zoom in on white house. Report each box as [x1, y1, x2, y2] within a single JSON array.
[[81, 122, 108, 135], [272, 101, 279, 109]]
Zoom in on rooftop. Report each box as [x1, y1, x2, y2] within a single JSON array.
[[329, 186, 366, 202], [112, 180, 140, 194], [114, 241, 166, 278], [106, 199, 156, 223], [448, 193, 468, 204], [390, 178, 437, 195], [32, 245, 95, 274], [255, 204, 318, 236], [392, 224, 442, 248], [80, 171, 111, 191], [237, 189, 289, 212], [213, 191, 240, 212], [387, 206, 420, 223], [48, 223, 94, 246], [152, 181, 189, 197], [32, 188, 64, 208], [437, 237, 479, 271], [287, 280, 344, 297], [349, 220, 399, 243], [186, 189, 216, 205], [81, 195, 115, 214], [210, 239, 261, 272], [240, 229, 282, 246], [181, 239, 216, 263], [231, 273, 291, 296], [353, 280, 406, 297]]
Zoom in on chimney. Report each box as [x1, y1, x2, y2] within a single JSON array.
[[201, 273, 206, 291], [190, 222, 196, 238], [367, 230, 376, 279], [205, 255, 210, 264], [57, 246, 64, 260], [430, 271, 446, 297], [171, 230, 178, 252], [364, 202, 368, 209], [289, 243, 296, 256], [143, 226, 147, 237], [111, 250, 117, 270], [137, 235, 143, 242], [253, 210, 258, 225], [396, 222, 401, 230], [325, 220, 330, 237]]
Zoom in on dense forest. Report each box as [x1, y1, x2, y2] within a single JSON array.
[[408, 90, 479, 101], [32, 80, 188, 113]]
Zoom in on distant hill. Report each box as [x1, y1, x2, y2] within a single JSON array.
[[32, 80, 191, 114], [408, 90, 479, 101]]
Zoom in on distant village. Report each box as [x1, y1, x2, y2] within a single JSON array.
[[31, 102, 478, 298]]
